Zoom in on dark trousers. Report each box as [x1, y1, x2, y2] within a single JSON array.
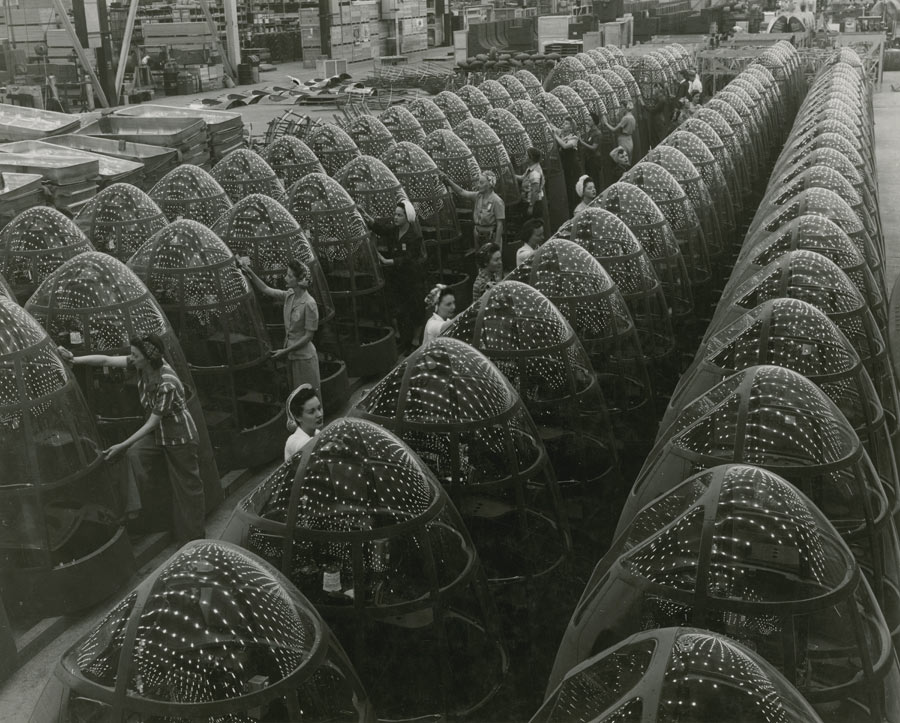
[[127, 436, 206, 544]]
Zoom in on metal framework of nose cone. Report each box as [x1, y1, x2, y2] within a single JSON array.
[[432, 90, 473, 128], [754, 46, 804, 109], [223, 418, 507, 720], [442, 279, 621, 536], [260, 135, 325, 188], [342, 114, 396, 160], [479, 78, 514, 110], [212, 192, 336, 327], [210, 148, 286, 205], [627, 54, 669, 111], [730, 78, 778, 148], [730, 214, 886, 331], [351, 337, 572, 587], [0, 298, 132, 618], [716, 88, 770, 167], [621, 163, 712, 307], [749, 187, 885, 298], [455, 84, 493, 122], [485, 107, 532, 173], [0, 207, 93, 304], [544, 56, 587, 91], [795, 105, 871, 153], [497, 73, 529, 102], [551, 466, 897, 723], [574, 51, 598, 74], [505, 237, 658, 445], [532, 91, 574, 137], [128, 220, 284, 470], [775, 131, 877, 205], [568, 80, 607, 128], [453, 118, 520, 206], [642, 144, 725, 267], [509, 99, 561, 172], [26, 250, 223, 511], [74, 183, 167, 262], [30, 540, 375, 723], [667, 299, 899, 497], [334, 155, 408, 222], [694, 106, 754, 201], [586, 75, 623, 130], [406, 96, 451, 134], [678, 116, 743, 216], [776, 146, 880, 241], [306, 122, 361, 177], [709, 251, 900, 431], [601, 67, 636, 108], [379, 104, 426, 146], [585, 48, 611, 70], [421, 129, 482, 200], [620, 367, 900, 646], [286, 173, 395, 378], [705, 97, 760, 181], [787, 119, 874, 175], [550, 86, 593, 138], [513, 69, 544, 102], [543, 627, 826, 723], [149, 164, 233, 227], [597, 182, 694, 326], [660, 131, 736, 245]]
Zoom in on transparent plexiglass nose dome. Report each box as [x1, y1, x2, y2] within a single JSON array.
[[334, 155, 407, 221], [620, 162, 712, 305], [210, 148, 287, 205], [509, 99, 560, 171], [485, 107, 532, 173], [619, 366, 900, 651], [541, 627, 824, 723], [666, 298, 898, 496], [343, 114, 396, 159], [550, 465, 899, 723], [513, 69, 543, 101], [0, 298, 133, 618], [678, 116, 743, 215], [550, 86, 594, 137], [453, 117, 520, 205], [31, 540, 375, 723], [597, 182, 694, 323], [24, 250, 222, 509], [212, 193, 335, 327], [432, 90, 473, 127], [497, 74, 529, 102], [286, 173, 395, 378], [406, 96, 451, 134], [128, 220, 284, 470], [351, 337, 572, 587], [0, 207, 93, 303], [569, 79, 607, 128], [729, 214, 886, 330], [442, 280, 620, 537], [223, 418, 507, 720], [421, 129, 482, 199], [544, 56, 587, 91], [74, 183, 167, 262], [478, 78, 513, 110], [455, 83, 493, 120], [260, 134, 325, 188], [379, 104, 426, 146], [505, 238, 658, 447], [149, 164, 233, 227], [306, 122, 361, 177]]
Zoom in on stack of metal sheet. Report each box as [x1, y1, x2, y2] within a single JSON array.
[[78, 115, 210, 168], [0, 105, 80, 143], [0, 147, 98, 215], [0, 172, 45, 227]]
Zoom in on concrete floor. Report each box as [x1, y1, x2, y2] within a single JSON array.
[[2, 60, 900, 723]]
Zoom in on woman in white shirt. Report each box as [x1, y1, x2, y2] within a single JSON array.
[[284, 384, 324, 462], [421, 284, 456, 346]]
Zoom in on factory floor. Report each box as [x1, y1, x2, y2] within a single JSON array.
[[1, 60, 900, 722]]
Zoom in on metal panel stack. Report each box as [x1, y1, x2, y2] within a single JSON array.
[[77, 115, 211, 168]]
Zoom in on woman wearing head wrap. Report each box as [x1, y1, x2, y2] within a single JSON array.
[[443, 170, 506, 248], [359, 199, 427, 354], [58, 334, 205, 544], [240, 257, 320, 393], [421, 284, 456, 346], [283, 384, 324, 462], [573, 174, 598, 216]]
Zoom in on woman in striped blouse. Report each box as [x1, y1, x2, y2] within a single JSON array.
[[58, 333, 206, 544]]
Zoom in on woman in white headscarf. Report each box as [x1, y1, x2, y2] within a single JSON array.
[[360, 199, 427, 354], [573, 174, 597, 216]]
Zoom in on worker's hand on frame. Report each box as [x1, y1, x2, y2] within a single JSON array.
[[57, 346, 74, 363], [103, 443, 128, 461], [271, 348, 288, 360]]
